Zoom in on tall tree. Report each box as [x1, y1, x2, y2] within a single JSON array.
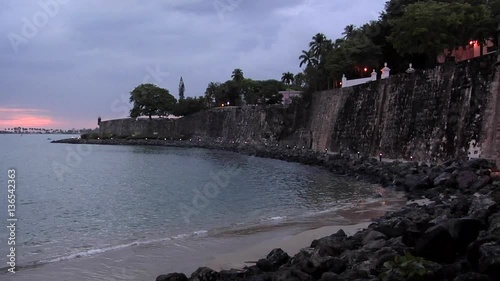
[[204, 82, 220, 107], [178, 77, 185, 100], [308, 33, 333, 64], [299, 50, 317, 68], [231, 68, 244, 82], [129, 84, 177, 119], [281, 72, 294, 85], [387, 1, 491, 64]]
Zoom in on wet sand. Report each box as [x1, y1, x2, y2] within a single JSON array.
[[0, 193, 406, 281], [207, 222, 372, 270]]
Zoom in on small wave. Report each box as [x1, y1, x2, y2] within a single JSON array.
[[11, 229, 209, 271], [262, 216, 287, 222]]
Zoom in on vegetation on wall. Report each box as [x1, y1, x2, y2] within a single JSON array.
[[294, 0, 498, 91], [128, 0, 498, 118]]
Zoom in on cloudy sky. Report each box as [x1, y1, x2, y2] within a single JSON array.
[[1, 0, 385, 129]]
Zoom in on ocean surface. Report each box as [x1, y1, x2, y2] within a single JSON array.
[[0, 134, 403, 280]]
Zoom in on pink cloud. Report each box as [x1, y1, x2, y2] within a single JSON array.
[[0, 107, 59, 128]]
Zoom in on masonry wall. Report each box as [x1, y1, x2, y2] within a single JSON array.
[[99, 53, 499, 163], [307, 54, 498, 162]]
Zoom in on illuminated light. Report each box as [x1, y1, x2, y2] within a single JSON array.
[[469, 40, 475, 45], [364, 67, 368, 72], [340, 82, 342, 85], [227, 101, 230, 105], [221, 104, 224, 107]]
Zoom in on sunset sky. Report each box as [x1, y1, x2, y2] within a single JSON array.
[[1, 0, 385, 129]]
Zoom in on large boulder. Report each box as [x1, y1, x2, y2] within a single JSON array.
[[415, 225, 456, 263], [456, 171, 478, 190], [471, 176, 491, 192], [362, 231, 386, 245], [375, 217, 413, 238], [468, 194, 498, 223], [311, 231, 357, 257], [190, 267, 219, 281], [156, 273, 188, 281], [445, 218, 483, 253], [433, 172, 456, 187], [477, 242, 500, 279], [257, 248, 290, 272], [404, 174, 432, 191], [488, 212, 500, 236], [465, 158, 495, 170], [272, 268, 313, 281]]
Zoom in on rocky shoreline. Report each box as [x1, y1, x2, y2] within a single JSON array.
[[52, 138, 500, 281]]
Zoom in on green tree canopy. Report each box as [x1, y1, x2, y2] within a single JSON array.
[[172, 96, 206, 116], [281, 72, 294, 85], [129, 84, 177, 119], [387, 1, 492, 63], [231, 68, 244, 82]]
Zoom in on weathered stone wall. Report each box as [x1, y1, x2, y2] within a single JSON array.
[[99, 118, 177, 137], [99, 53, 499, 163], [100, 106, 288, 144], [174, 106, 287, 144], [307, 54, 498, 162]]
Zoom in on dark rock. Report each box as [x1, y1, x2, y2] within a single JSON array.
[[445, 162, 461, 173], [456, 170, 478, 190], [445, 218, 483, 253], [465, 158, 495, 170], [471, 175, 491, 192], [450, 196, 471, 217], [301, 255, 347, 277], [404, 174, 432, 190], [156, 273, 188, 281], [477, 242, 500, 279], [468, 194, 498, 223], [364, 239, 387, 250], [467, 237, 498, 268], [257, 248, 290, 272], [318, 272, 339, 281], [337, 269, 371, 280], [190, 267, 219, 281], [415, 225, 456, 263], [488, 212, 500, 236], [340, 248, 372, 266], [434, 172, 456, 187], [272, 268, 313, 281], [312, 234, 356, 257], [362, 231, 386, 245], [453, 272, 492, 281], [376, 217, 413, 238], [401, 225, 422, 247], [218, 269, 250, 281]]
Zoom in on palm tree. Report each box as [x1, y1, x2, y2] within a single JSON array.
[[281, 72, 294, 85], [342, 24, 355, 39], [308, 33, 333, 64], [299, 50, 317, 68], [231, 68, 244, 82]]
